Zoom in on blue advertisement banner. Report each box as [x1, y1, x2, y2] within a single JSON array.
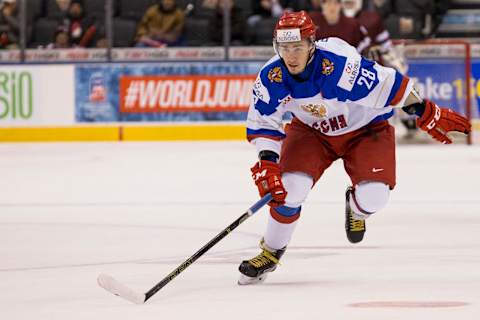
[[75, 62, 263, 122], [408, 58, 479, 118], [75, 59, 479, 123]]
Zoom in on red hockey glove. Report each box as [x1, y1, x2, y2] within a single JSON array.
[[416, 99, 471, 144], [251, 160, 287, 207]]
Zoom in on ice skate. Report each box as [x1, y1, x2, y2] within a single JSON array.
[[345, 187, 366, 243], [238, 239, 286, 285]]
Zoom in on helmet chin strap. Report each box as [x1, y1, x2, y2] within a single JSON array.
[[298, 45, 315, 73], [306, 42, 315, 64]]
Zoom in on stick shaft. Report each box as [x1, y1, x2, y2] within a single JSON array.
[[144, 194, 272, 301]]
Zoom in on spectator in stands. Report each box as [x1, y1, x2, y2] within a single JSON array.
[[248, 0, 285, 28], [343, 0, 382, 36], [135, 0, 185, 47], [369, 0, 390, 18], [0, 0, 19, 49], [375, 0, 435, 39], [93, 26, 108, 48], [290, 0, 317, 11], [431, 0, 451, 36], [208, 0, 246, 46], [309, 0, 370, 53], [195, 0, 217, 19], [47, 27, 71, 48], [342, 0, 415, 139], [245, 0, 310, 34], [58, 0, 98, 47], [341, 0, 407, 74], [48, 0, 71, 19], [246, 0, 285, 44], [95, 37, 108, 48]]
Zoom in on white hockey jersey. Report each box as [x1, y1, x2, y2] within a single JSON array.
[[246, 37, 413, 153]]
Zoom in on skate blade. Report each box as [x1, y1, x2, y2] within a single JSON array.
[[238, 273, 268, 285]]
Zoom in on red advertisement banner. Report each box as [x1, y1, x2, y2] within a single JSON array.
[[119, 75, 255, 113]]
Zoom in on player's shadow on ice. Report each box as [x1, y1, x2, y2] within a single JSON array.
[[260, 280, 336, 287]]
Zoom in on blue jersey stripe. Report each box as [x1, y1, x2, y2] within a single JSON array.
[[246, 128, 286, 138], [254, 99, 279, 116], [384, 71, 404, 107], [369, 109, 395, 124]]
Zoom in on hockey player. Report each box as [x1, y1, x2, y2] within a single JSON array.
[[238, 11, 471, 285]]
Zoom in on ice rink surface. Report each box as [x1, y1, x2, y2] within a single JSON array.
[[1, 141, 479, 320]]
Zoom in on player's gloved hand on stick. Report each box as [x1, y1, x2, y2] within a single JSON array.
[[416, 99, 471, 144], [251, 160, 287, 207]]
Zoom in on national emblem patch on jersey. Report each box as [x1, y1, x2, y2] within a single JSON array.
[[268, 67, 283, 83], [322, 59, 334, 75], [301, 103, 328, 118]]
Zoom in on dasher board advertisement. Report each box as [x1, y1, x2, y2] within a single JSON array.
[[408, 58, 479, 118], [75, 60, 479, 124], [75, 63, 262, 123], [0, 65, 74, 126], [119, 75, 254, 113]]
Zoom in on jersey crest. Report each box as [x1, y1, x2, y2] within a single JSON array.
[[301, 103, 328, 118], [268, 67, 283, 83], [322, 58, 334, 75]]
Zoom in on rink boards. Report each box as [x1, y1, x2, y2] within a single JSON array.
[[0, 124, 245, 142], [0, 56, 479, 142]]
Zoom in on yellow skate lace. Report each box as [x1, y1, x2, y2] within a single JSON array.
[[349, 212, 365, 232], [249, 249, 280, 268]]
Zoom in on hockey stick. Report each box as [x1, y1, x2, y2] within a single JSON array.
[[97, 193, 273, 304]]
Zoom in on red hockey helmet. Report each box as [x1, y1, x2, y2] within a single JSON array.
[[273, 11, 317, 43]]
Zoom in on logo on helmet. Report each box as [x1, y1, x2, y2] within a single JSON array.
[[322, 59, 334, 76], [276, 29, 302, 43], [268, 67, 283, 83], [275, 11, 317, 41]]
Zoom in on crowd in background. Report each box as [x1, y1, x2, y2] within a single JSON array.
[[0, 0, 472, 50]]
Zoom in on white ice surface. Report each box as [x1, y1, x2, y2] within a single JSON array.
[[0, 142, 479, 320]]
